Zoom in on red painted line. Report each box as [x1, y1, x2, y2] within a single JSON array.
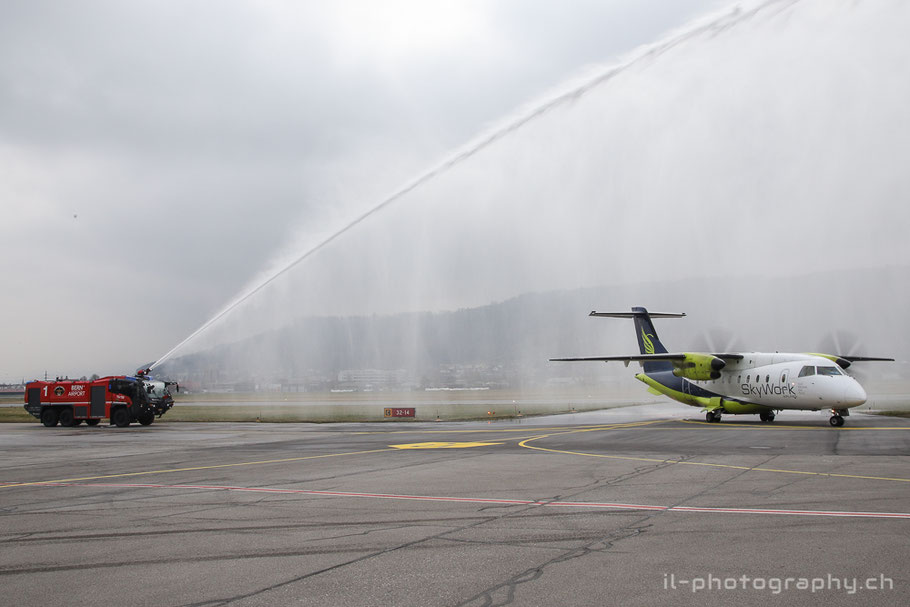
[[29, 481, 910, 520]]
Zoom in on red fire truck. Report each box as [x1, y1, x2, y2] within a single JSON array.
[[24, 374, 176, 427]]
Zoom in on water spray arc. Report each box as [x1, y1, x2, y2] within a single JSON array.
[[150, 0, 807, 371]]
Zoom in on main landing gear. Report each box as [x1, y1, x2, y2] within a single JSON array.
[[706, 410, 722, 423], [759, 411, 776, 423]]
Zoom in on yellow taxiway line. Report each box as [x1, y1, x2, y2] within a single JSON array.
[[0, 420, 663, 489], [518, 427, 910, 483], [0, 447, 397, 489], [679, 419, 910, 430], [5, 418, 909, 489]]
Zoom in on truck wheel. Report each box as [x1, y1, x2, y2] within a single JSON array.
[[111, 407, 131, 428], [58, 408, 76, 427], [137, 412, 154, 426], [86, 419, 101, 426], [41, 408, 59, 427]]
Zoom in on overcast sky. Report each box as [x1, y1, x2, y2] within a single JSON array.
[[1, 0, 733, 381]]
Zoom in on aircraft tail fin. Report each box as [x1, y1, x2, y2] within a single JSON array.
[[590, 307, 685, 372]]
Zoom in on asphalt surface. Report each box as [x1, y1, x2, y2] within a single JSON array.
[[2, 404, 909, 606]]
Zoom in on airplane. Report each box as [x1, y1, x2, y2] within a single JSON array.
[[550, 307, 893, 426]]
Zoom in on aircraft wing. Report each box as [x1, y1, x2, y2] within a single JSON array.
[[711, 353, 745, 361], [808, 353, 895, 368], [550, 354, 687, 363], [550, 353, 744, 363], [550, 352, 745, 379]]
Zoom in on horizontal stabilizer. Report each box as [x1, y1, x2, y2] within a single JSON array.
[[589, 311, 686, 319]]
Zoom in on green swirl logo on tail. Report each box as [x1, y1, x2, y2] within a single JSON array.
[[641, 329, 655, 355]]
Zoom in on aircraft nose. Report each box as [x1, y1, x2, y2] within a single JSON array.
[[843, 380, 867, 407]]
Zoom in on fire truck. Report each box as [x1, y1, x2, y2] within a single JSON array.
[[24, 373, 176, 427]]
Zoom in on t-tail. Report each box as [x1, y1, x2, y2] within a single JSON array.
[[590, 307, 685, 373]]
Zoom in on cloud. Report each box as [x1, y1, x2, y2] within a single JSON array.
[[0, 0, 728, 380], [163, 0, 910, 368]]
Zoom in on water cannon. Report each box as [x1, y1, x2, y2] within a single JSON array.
[[136, 362, 155, 377]]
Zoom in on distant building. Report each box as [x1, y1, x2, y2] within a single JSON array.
[[336, 369, 411, 391], [0, 384, 25, 395]]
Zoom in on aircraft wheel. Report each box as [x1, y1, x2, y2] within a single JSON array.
[[759, 412, 775, 423], [829, 415, 844, 427], [85, 419, 101, 426], [40, 408, 59, 427], [58, 407, 75, 427], [111, 407, 131, 428]]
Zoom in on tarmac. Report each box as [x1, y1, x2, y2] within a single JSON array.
[[2, 403, 909, 606]]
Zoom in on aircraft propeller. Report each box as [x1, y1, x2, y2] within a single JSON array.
[[691, 327, 744, 355]]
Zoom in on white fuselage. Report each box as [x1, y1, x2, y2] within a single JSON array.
[[687, 353, 866, 411]]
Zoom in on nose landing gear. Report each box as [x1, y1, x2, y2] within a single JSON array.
[[829, 409, 848, 427]]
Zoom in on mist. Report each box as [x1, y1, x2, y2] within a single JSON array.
[[158, 0, 910, 393]]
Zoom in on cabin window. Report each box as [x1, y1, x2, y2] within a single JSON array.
[[747, 375, 751, 383], [765, 375, 770, 383], [738, 375, 742, 383], [816, 366, 842, 376], [798, 366, 815, 378]]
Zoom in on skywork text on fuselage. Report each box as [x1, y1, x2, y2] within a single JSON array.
[[741, 383, 797, 398]]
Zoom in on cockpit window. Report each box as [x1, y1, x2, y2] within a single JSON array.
[[798, 366, 815, 378], [816, 366, 842, 376]]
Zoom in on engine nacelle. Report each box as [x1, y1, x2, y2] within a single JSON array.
[[672, 353, 726, 381]]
